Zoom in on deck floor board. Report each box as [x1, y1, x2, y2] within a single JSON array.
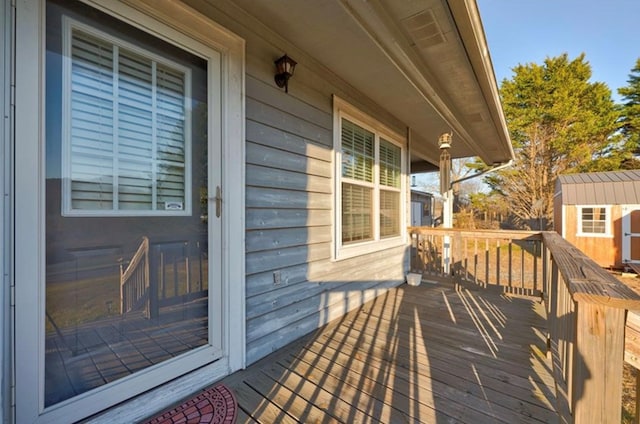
[[223, 282, 559, 423]]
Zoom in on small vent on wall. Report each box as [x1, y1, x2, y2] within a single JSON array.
[[402, 9, 446, 50]]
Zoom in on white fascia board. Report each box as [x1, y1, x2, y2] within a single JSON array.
[[445, 0, 514, 162]]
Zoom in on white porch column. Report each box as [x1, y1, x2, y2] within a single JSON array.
[[439, 133, 453, 274]]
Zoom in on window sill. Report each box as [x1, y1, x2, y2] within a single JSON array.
[[334, 236, 406, 261], [575, 232, 613, 238]]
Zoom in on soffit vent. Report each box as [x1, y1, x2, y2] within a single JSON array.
[[467, 112, 484, 123], [402, 9, 446, 50]]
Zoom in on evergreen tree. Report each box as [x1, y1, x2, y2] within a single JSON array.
[[488, 54, 620, 229], [619, 58, 640, 156]]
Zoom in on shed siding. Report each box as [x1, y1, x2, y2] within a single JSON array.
[[183, 0, 409, 365], [562, 205, 623, 268]]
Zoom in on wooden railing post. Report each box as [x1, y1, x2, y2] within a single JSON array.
[[541, 231, 640, 424], [572, 302, 625, 423]]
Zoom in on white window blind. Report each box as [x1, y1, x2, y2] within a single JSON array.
[[341, 119, 374, 244], [65, 25, 190, 215], [379, 138, 401, 238], [339, 117, 403, 246], [341, 119, 374, 183]]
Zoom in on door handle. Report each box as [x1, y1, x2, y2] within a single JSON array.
[[210, 186, 222, 218]]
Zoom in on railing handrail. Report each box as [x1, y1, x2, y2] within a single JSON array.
[[541, 231, 640, 309], [409, 226, 542, 241], [121, 236, 150, 284], [120, 236, 150, 315], [409, 226, 640, 423]]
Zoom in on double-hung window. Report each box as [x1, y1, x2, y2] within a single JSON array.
[[577, 205, 611, 237], [334, 97, 406, 259], [63, 19, 191, 216]]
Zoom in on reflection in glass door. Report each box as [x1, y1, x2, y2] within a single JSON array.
[[44, 0, 218, 407]]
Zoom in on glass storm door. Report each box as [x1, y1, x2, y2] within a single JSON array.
[[16, 1, 224, 421]]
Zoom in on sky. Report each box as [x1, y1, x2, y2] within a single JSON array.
[[476, 0, 640, 102]]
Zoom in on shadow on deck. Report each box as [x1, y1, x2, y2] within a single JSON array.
[[223, 282, 558, 423]]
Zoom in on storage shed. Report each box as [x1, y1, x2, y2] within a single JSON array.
[[411, 189, 437, 227], [554, 170, 640, 269]]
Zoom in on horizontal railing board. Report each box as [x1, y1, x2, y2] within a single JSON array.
[[542, 232, 640, 309]]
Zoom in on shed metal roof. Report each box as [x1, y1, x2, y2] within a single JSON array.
[[555, 170, 640, 205]]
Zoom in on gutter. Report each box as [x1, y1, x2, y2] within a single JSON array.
[[450, 159, 513, 187]]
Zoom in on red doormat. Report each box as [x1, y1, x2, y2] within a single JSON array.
[[144, 384, 237, 424]]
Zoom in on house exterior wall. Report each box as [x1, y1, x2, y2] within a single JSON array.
[[4, 0, 413, 421], [561, 204, 623, 268], [182, 0, 409, 365]]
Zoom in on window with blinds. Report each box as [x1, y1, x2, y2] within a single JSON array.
[[379, 139, 401, 238], [579, 206, 608, 234], [63, 23, 191, 215], [339, 116, 404, 248]]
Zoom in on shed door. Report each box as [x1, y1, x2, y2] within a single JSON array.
[[411, 201, 423, 226], [623, 205, 640, 264]]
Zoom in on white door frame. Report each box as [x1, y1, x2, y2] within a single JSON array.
[[623, 204, 640, 265], [14, 1, 245, 423]]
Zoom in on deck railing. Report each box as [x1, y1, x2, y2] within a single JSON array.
[[120, 236, 150, 316], [409, 227, 640, 424], [409, 227, 543, 296]]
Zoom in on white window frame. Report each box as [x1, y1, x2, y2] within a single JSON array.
[[62, 17, 193, 217], [15, 1, 245, 423], [576, 205, 612, 237], [333, 96, 407, 260]]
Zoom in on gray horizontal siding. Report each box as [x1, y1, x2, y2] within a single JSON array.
[[246, 208, 331, 230], [243, 70, 407, 365], [246, 279, 402, 363], [181, 0, 409, 367], [246, 226, 332, 253]]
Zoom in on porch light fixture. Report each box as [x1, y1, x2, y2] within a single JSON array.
[[438, 132, 452, 150], [274, 54, 297, 93], [438, 132, 452, 195]]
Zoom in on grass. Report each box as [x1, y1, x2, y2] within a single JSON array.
[[46, 273, 121, 332], [46, 255, 208, 333]]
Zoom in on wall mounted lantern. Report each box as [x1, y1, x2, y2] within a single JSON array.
[[438, 132, 452, 150], [438, 132, 452, 195], [274, 54, 297, 93]]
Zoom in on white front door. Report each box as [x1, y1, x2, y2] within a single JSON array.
[[14, 1, 245, 422], [623, 205, 640, 264]]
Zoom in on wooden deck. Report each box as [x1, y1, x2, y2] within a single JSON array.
[[45, 296, 208, 406], [223, 282, 559, 423]]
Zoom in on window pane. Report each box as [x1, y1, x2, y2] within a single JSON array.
[[68, 27, 188, 213], [70, 30, 115, 210], [581, 207, 606, 234], [342, 182, 372, 243], [46, 0, 209, 406], [341, 119, 374, 182], [380, 189, 400, 238], [379, 139, 401, 188]]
